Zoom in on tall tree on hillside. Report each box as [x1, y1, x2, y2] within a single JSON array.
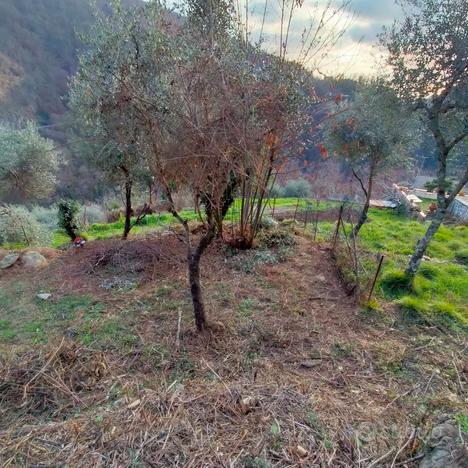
[[381, 0, 468, 277], [0, 122, 58, 202], [324, 80, 418, 237], [69, 5, 151, 240]]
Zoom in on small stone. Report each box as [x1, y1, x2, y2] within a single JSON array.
[[21, 251, 48, 269], [37, 293, 52, 300], [0, 253, 20, 269], [239, 396, 259, 414], [294, 445, 308, 458], [127, 399, 141, 409]]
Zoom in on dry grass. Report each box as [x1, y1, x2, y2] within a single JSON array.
[[0, 233, 466, 466]]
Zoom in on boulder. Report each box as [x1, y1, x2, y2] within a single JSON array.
[[0, 253, 20, 269], [419, 418, 467, 468], [21, 251, 48, 269]]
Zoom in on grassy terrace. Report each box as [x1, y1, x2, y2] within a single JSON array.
[[14, 197, 468, 327]]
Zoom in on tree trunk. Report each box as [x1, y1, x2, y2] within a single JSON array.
[[406, 206, 446, 276], [352, 196, 370, 237], [188, 251, 206, 331], [186, 228, 216, 331], [122, 177, 133, 240], [351, 168, 374, 238], [406, 110, 451, 278]]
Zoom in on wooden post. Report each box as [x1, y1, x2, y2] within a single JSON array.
[[293, 198, 299, 222], [313, 199, 319, 241], [368, 254, 384, 303], [272, 197, 276, 217], [332, 204, 344, 249], [303, 199, 310, 229]]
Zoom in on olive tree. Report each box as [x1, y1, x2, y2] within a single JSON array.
[[381, 0, 468, 276], [0, 122, 58, 202], [71, 1, 251, 330], [324, 80, 418, 237], [69, 7, 151, 240]]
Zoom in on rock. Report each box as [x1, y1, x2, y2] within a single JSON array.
[[419, 418, 467, 468], [0, 253, 20, 269], [292, 445, 308, 458], [127, 399, 141, 410], [239, 396, 259, 414], [37, 293, 52, 300], [21, 251, 48, 269]]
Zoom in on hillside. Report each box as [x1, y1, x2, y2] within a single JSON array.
[[0, 0, 141, 142], [0, 0, 97, 137]]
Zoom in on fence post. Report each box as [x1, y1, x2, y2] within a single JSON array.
[[303, 199, 310, 229], [332, 204, 344, 249], [293, 198, 299, 222], [313, 199, 320, 241], [367, 254, 384, 303]]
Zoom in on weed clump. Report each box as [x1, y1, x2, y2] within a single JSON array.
[[380, 270, 411, 298], [454, 248, 468, 265]]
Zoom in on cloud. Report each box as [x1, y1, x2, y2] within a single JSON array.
[[347, 0, 402, 21], [348, 22, 385, 44]]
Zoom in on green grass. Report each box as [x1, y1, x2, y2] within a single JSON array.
[[300, 204, 467, 327], [353, 209, 468, 327], [0, 289, 142, 350]]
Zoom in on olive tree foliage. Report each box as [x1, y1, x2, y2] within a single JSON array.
[[0, 205, 51, 246], [69, 6, 152, 240], [0, 122, 58, 202], [324, 80, 418, 237], [71, 0, 276, 330], [232, 0, 353, 248], [381, 0, 468, 276]]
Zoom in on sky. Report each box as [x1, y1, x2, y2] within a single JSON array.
[[240, 0, 404, 77]]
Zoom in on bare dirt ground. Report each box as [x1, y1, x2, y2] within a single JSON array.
[[0, 233, 466, 466]]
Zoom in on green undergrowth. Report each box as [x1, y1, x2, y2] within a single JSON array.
[[0, 286, 141, 350], [356, 210, 468, 328]]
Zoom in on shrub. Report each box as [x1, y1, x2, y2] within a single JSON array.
[[258, 216, 278, 230], [282, 178, 311, 198], [0, 205, 51, 246], [257, 228, 296, 249], [79, 204, 106, 226], [424, 177, 454, 193], [31, 205, 57, 230], [57, 199, 80, 240], [268, 182, 283, 198], [380, 270, 411, 298]]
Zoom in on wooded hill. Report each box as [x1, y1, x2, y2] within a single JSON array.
[[0, 0, 141, 142]]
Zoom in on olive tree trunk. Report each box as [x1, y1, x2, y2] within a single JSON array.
[[351, 166, 374, 238], [187, 228, 216, 331], [406, 109, 468, 277], [122, 177, 133, 240], [119, 165, 134, 240]]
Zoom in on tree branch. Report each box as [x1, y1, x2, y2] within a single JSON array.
[[351, 168, 368, 198], [447, 129, 468, 153], [446, 167, 468, 207]]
